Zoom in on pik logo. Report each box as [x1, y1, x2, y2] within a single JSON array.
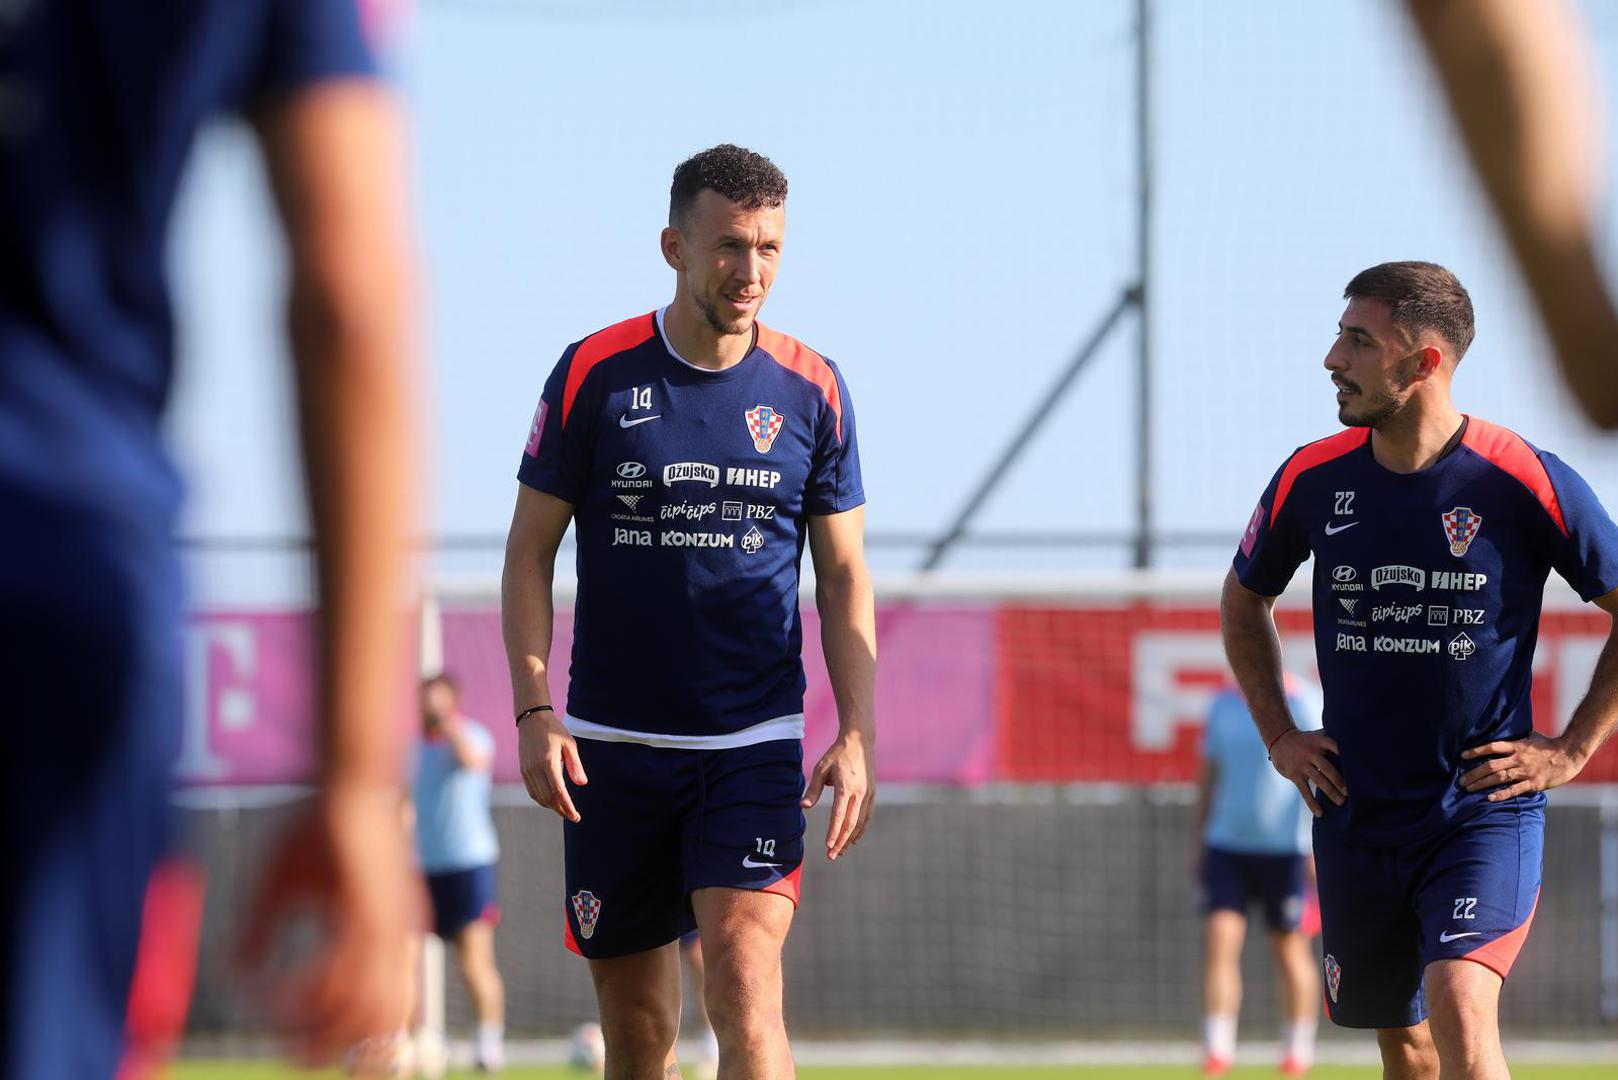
[[744, 404, 785, 453], [571, 890, 602, 940], [1441, 506, 1484, 558], [1449, 633, 1477, 661], [742, 526, 765, 555]]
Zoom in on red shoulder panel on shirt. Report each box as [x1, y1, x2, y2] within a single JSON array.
[[1271, 428, 1369, 525], [1461, 416, 1567, 536], [561, 312, 657, 427], [756, 324, 843, 442]]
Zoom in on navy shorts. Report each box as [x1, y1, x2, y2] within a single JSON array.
[[2, 507, 183, 1078], [562, 738, 805, 959], [1313, 801, 1543, 1029], [1202, 846, 1309, 931], [426, 864, 500, 940]]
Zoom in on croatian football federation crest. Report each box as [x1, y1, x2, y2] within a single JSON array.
[[571, 890, 601, 940], [1324, 954, 1342, 1004], [1441, 506, 1483, 557], [744, 405, 785, 453]]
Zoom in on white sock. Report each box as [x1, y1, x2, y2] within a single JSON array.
[[1204, 1014, 1237, 1061], [1284, 1018, 1316, 1062], [477, 1021, 504, 1062]]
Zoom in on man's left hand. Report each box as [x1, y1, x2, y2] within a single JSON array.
[[1461, 732, 1586, 801], [802, 731, 874, 861]]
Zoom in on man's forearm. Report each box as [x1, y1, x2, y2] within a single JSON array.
[[1219, 575, 1295, 748], [1559, 621, 1618, 767], [501, 548, 557, 716], [291, 253, 416, 794], [816, 568, 876, 740]]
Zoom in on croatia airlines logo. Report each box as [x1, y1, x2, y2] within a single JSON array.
[[1441, 506, 1483, 558], [745, 405, 785, 453], [571, 890, 602, 940]]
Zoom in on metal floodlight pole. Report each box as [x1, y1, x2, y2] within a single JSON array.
[[1133, 0, 1154, 570], [919, 289, 1136, 572]]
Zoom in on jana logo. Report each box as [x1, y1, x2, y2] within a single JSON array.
[[616, 461, 646, 479], [1324, 954, 1342, 1004], [745, 404, 785, 453], [572, 890, 602, 940], [1441, 506, 1484, 557], [1332, 565, 1357, 583]]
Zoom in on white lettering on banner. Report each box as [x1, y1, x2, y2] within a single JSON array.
[[660, 531, 735, 548], [1130, 631, 1317, 750], [1337, 633, 1367, 652], [1431, 571, 1488, 591], [176, 621, 258, 781], [1372, 565, 1426, 590], [664, 462, 720, 487], [726, 467, 782, 489], [613, 528, 652, 546], [661, 502, 717, 521], [1374, 636, 1440, 654]]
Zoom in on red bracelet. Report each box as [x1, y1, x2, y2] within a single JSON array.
[[1265, 728, 1297, 759]]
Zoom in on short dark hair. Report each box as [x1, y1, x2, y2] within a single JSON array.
[[669, 144, 788, 228], [1343, 261, 1476, 359], [422, 672, 458, 697]]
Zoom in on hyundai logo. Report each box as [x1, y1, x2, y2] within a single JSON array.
[[1332, 565, 1357, 583], [616, 462, 646, 479]]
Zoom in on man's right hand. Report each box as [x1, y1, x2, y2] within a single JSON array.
[[1268, 729, 1348, 817], [518, 711, 588, 821]]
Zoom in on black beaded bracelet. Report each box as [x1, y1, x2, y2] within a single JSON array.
[[515, 704, 555, 726]]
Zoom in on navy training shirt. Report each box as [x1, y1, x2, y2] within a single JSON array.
[[1234, 418, 1618, 846], [518, 310, 865, 744], [0, 0, 377, 536]]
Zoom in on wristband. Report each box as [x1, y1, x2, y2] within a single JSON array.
[[515, 704, 555, 727], [1265, 727, 1298, 759]]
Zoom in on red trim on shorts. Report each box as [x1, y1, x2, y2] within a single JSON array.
[[1271, 428, 1369, 525], [117, 859, 207, 1080], [1460, 417, 1568, 536], [563, 916, 584, 956], [560, 313, 657, 427], [1460, 891, 1539, 978], [480, 901, 502, 930], [755, 325, 844, 443], [762, 865, 802, 907]]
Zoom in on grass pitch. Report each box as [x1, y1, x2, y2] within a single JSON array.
[[171, 1064, 1618, 1079]]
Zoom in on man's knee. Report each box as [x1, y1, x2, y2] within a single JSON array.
[[1377, 1025, 1438, 1080], [591, 951, 681, 1062], [1424, 959, 1504, 1067]]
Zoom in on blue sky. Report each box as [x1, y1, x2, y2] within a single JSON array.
[[164, 0, 1618, 599]]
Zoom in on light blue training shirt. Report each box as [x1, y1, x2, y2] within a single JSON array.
[[1202, 684, 1322, 856], [413, 719, 500, 873]]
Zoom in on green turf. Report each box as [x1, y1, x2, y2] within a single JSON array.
[[170, 1063, 1618, 1079]]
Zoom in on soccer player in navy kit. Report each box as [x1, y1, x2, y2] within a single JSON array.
[[0, 2, 422, 1075], [502, 145, 876, 1080], [1223, 262, 1618, 1079]]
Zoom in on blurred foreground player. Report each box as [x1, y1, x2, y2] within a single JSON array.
[[0, 2, 421, 1076], [1404, 0, 1618, 428], [1223, 262, 1618, 1078], [502, 144, 876, 1080], [1193, 680, 1322, 1076], [413, 673, 507, 1072]]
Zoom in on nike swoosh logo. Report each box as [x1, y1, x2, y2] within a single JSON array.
[[1324, 521, 1360, 536], [741, 855, 782, 869], [619, 414, 661, 428], [1439, 930, 1482, 943]]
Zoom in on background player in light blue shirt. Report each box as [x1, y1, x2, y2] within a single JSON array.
[[1194, 680, 1322, 1076], [413, 674, 507, 1072]]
